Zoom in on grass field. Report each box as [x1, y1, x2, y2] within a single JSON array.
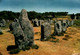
[[0, 25, 80, 55]]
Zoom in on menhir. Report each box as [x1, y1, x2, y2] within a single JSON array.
[[9, 9, 34, 50]]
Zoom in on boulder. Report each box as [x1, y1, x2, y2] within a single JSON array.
[[54, 20, 62, 36], [41, 22, 51, 40], [62, 20, 67, 32], [0, 19, 6, 27], [10, 9, 34, 50]]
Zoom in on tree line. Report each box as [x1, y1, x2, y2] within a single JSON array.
[[0, 11, 69, 20]]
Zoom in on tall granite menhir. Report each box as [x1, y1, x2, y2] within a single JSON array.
[[54, 20, 62, 36], [9, 9, 34, 50], [41, 22, 51, 40]]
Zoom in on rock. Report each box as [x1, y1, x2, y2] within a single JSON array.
[[10, 9, 34, 50], [62, 20, 67, 32], [54, 20, 63, 36], [41, 22, 51, 40], [19, 9, 34, 46], [66, 20, 70, 27], [70, 20, 74, 26], [0, 19, 6, 27], [7, 20, 9, 22], [38, 20, 44, 26]]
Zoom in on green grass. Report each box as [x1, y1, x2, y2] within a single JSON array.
[[73, 20, 80, 27]]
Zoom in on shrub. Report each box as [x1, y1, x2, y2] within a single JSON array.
[[74, 20, 80, 26], [32, 45, 39, 49], [9, 48, 20, 54]]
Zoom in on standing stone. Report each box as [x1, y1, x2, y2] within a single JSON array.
[[54, 20, 62, 36], [70, 20, 74, 26], [10, 9, 34, 50], [62, 20, 67, 32], [66, 20, 70, 27], [41, 22, 51, 40], [0, 19, 6, 27]]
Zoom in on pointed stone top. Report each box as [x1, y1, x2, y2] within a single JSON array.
[[19, 9, 28, 20]]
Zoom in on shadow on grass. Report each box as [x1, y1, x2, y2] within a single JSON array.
[[7, 45, 18, 51], [7, 45, 20, 54], [35, 39, 40, 40]]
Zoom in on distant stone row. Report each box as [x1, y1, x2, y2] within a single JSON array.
[[32, 19, 54, 27]]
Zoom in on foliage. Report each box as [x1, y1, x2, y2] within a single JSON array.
[[0, 11, 68, 20], [70, 14, 75, 19], [74, 20, 80, 26]]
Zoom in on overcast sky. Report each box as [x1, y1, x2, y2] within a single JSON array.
[[0, 0, 80, 14]]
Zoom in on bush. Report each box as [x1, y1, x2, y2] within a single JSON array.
[[9, 48, 20, 54], [74, 20, 80, 26], [32, 45, 39, 49]]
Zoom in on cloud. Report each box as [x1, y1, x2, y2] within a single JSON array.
[[0, 0, 80, 13]]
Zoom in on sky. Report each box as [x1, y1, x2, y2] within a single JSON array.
[[0, 0, 80, 14]]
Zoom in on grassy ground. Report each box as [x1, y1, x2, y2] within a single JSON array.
[[0, 25, 80, 55]]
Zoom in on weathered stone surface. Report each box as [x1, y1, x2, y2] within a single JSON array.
[[62, 20, 67, 32], [54, 20, 62, 36], [66, 20, 70, 27], [70, 20, 74, 26], [9, 9, 34, 50], [41, 22, 51, 40], [7, 20, 9, 22], [0, 19, 6, 27]]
